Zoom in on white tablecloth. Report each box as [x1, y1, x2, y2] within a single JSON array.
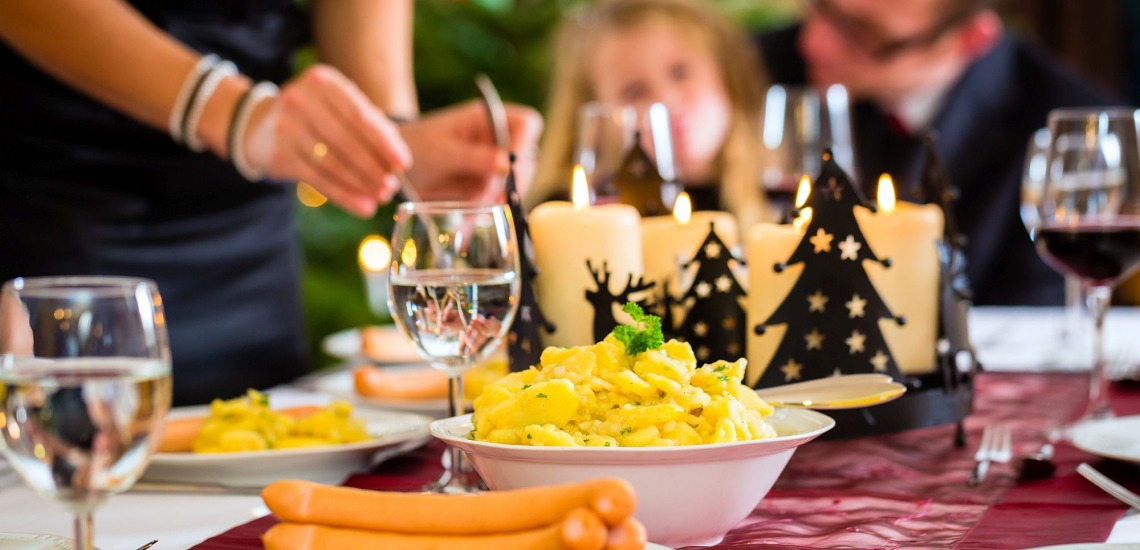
[[1, 308, 1139, 549]]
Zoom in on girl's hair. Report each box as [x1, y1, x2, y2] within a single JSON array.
[[527, 0, 769, 231]]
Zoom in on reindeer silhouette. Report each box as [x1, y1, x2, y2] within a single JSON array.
[[586, 260, 655, 341]]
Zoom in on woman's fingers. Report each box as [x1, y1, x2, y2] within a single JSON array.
[[306, 65, 412, 173]]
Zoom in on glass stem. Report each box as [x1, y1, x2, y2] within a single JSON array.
[[447, 372, 465, 476], [75, 512, 94, 550], [1084, 285, 1113, 420]]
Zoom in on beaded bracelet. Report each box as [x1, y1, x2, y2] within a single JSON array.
[[168, 54, 220, 144], [228, 81, 279, 182], [183, 60, 237, 153]]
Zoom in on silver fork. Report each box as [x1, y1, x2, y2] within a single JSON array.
[[969, 424, 1012, 486], [1078, 463, 1140, 510]]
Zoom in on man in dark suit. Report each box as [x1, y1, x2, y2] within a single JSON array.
[[759, 0, 1115, 305]]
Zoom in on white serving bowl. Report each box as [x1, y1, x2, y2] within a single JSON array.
[[431, 408, 834, 547]]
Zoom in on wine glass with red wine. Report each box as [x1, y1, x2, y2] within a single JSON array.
[[1031, 108, 1140, 430]]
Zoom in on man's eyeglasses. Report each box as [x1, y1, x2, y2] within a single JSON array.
[[808, 0, 978, 62]]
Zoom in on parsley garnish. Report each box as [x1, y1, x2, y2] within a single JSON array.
[[469, 429, 476, 440], [621, 426, 632, 435], [612, 302, 664, 356], [522, 384, 531, 390], [659, 391, 666, 398], [536, 393, 548, 398], [718, 375, 729, 382], [584, 438, 590, 443], [714, 365, 726, 372], [527, 434, 532, 439], [605, 441, 611, 447]]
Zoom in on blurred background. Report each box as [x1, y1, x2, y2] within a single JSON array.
[[297, 0, 1140, 369]]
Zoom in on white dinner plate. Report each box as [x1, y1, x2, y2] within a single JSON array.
[[322, 325, 423, 364], [0, 533, 95, 550], [1070, 415, 1140, 465], [306, 366, 463, 417], [142, 407, 433, 488]]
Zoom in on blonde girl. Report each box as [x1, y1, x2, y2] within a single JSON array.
[[528, 0, 769, 232]]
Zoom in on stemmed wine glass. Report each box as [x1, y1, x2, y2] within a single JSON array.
[[1022, 128, 1089, 362], [576, 101, 681, 207], [0, 277, 173, 550], [388, 203, 520, 493], [1029, 108, 1140, 433], [759, 84, 856, 219]]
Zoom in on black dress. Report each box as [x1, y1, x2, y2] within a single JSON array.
[[0, 1, 310, 405]]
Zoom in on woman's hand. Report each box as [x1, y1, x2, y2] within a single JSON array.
[[241, 64, 411, 218], [399, 100, 543, 203]]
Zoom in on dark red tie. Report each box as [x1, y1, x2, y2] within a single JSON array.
[[885, 112, 910, 137]]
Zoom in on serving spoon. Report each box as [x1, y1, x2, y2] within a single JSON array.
[[754, 373, 906, 410]]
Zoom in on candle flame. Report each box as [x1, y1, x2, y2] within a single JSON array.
[[400, 238, 417, 267], [793, 207, 813, 230], [359, 235, 391, 272], [572, 164, 590, 211], [877, 174, 896, 213], [673, 192, 692, 225], [794, 175, 811, 208]]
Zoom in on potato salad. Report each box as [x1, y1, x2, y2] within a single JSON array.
[[470, 329, 778, 447]]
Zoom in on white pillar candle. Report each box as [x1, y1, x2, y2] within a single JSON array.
[[358, 235, 392, 319], [530, 166, 644, 347], [854, 175, 943, 375], [640, 192, 739, 293]]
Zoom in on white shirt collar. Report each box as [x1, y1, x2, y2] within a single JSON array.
[[889, 81, 954, 134]]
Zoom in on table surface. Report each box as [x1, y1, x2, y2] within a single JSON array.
[[2, 307, 1140, 550]]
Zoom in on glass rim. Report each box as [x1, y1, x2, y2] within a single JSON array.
[[3, 276, 159, 298], [1047, 107, 1140, 122], [397, 201, 506, 214]]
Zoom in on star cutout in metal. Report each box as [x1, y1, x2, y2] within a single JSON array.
[[809, 228, 834, 253], [823, 177, 844, 201], [714, 274, 733, 293], [693, 321, 708, 337], [704, 242, 722, 259], [722, 317, 737, 330], [727, 342, 741, 356], [845, 330, 866, 354], [833, 367, 843, 377], [804, 328, 825, 350], [697, 346, 710, 360], [807, 290, 828, 312], [845, 294, 867, 318], [870, 349, 890, 372], [695, 281, 712, 298], [781, 358, 803, 381], [838, 235, 862, 261]]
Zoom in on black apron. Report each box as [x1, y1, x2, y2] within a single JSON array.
[[0, 0, 310, 405]]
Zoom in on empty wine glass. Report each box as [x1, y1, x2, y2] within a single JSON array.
[[388, 203, 520, 493], [1031, 108, 1140, 433], [0, 276, 173, 550], [576, 101, 680, 206], [759, 84, 856, 219]]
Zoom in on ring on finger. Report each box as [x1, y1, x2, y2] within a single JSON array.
[[311, 141, 329, 164]]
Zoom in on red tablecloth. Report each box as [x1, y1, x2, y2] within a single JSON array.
[[193, 373, 1140, 549]]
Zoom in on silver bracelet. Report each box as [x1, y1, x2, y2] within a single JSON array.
[[183, 60, 237, 153], [230, 81, 279, 182], [168, 54, 220, 144]]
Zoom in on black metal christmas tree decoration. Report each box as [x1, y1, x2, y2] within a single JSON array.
[[675, 223, 748, 362], [586, 260, 655, 342], [505, 154, 555, 372], [612, 131, 669, 216], [753, 150, 905, 387], [916, 134, 964, 247]]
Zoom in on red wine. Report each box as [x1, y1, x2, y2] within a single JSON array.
[[1037, 223, 1140, 283]]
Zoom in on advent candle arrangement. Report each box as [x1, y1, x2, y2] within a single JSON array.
[[746, 148, 948, 384]]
